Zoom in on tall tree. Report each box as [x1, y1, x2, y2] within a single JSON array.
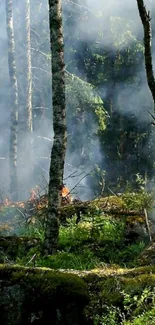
[[5, 0, 18, 201], [17, 0, 33, 199], [44, 0, 67, 254], [25, 0, 33, 139], [136, 0, 155, 109]]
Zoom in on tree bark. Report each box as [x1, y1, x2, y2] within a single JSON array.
[[18, 0, 33, 199], [136, 0, 155, 108], [25, 0, 33, 136], [44, 0, 67, 254], [5, 0, 18, 201]]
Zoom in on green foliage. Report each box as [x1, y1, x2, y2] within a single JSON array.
[[122, 190, 153, 211], [36, 249, 100, 270], [124, 308, 155, 324], [18, 221, 45, 242], [90, 276, 155, 325], [93, 306, 123, 325], [58, 213, 125, 250]]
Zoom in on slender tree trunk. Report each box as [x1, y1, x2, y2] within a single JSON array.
[[44, 0, 67, 254], [25, 0, 33, 136], [136, 0, 155, 109], [5, 0, 18, 201], [18, 0, 33, 199]]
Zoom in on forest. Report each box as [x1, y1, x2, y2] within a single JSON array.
[[1, 0, 155, 324]]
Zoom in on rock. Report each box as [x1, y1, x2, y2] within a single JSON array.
[[0, 265, 89, 325]]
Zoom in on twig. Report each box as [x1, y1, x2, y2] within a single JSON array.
[[26, 253, 37, 267], [107, 187, 118, 196], [33, 106, 50, 110], [16, 207, 26, 220], [64, 170, 84, 180], [31, 47, 50, 59], [147, 109, 155, 120], [65, 0, 94, 14], [67, 172, 91, 196], [37, 136, 53, 142], [144, 208, 152, 242]]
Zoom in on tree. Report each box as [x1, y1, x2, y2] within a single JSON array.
[[5, 0, 18, 201], [25, 0, 33, 146], [136, 0, 155, 109], [44, 0, 67, 254], [18, 0, 33, 198]]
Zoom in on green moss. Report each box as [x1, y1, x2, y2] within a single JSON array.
[[1, 264, 155, 324], [0, 265, 89, 324], [0, 264, 88, 299], [81, 265, 155, 322]]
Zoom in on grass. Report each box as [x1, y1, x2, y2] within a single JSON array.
[[15, 212, 146, 270]]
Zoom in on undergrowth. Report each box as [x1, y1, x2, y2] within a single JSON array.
[[15, 213, 146, 270], [0, 189, 154, 324]]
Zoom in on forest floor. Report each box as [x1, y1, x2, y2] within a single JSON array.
[[0, 190, 155, 324]]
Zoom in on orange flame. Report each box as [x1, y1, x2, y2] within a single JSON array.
[[61, 186, 70, 198]]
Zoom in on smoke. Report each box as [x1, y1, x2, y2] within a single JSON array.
[[0, 0, 155, 202]]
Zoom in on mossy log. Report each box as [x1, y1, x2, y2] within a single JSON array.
[[59, 196, 145, 223]]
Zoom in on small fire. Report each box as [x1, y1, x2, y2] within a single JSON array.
[[1, 198, 25, 209], [29, 186, 39, 202], [61, 184, 73, 204], [61, 186, 70, 198], [0, 184, 73, 213]]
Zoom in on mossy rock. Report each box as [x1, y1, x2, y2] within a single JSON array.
[[0, 264, 89, 325]]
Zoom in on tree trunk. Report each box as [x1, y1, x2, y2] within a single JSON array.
[[25, 0, 33, 136], [18, 0, 33, 199], [44, 0, 67, 254], [136, 0, 155, 108], [5, 0, 18, 201]]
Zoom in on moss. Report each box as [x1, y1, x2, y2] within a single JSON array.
[[126, 216, 145, 224], [1, 264, 155, 324], [0, 264, 89, 324], [79, 265, 155, 321]]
